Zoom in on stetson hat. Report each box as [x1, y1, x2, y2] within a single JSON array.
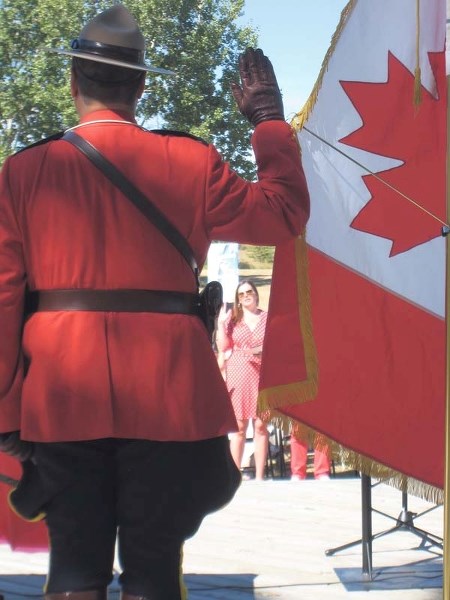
[[44, 4, 173, 75]]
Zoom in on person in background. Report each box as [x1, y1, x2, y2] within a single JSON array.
[[0, 4, 310, 599], [217, 280, 269, 481], [290, 433, 331, 481]]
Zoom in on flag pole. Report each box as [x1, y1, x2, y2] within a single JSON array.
[[444, 66, 450, 600], [443, 10, 450, 599]]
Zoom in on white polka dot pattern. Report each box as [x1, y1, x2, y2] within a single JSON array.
[[224, 311, 267, 419]]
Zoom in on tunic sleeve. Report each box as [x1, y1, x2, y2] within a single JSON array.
[[204, 120, 309, 245], [0, 158, 26, 432]]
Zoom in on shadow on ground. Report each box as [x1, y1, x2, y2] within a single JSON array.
[[335, 555, 442, 593], [0, 573, 259, 599]]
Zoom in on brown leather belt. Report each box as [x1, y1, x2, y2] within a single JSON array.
[[26, 289, 202, 315]]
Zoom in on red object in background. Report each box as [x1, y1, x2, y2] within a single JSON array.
[[0, 455, 47, 550]]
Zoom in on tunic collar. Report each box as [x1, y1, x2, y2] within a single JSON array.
[[79, 109, 136, 124]]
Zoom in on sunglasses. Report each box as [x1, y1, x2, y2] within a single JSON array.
[[238, 289, 255, 298]]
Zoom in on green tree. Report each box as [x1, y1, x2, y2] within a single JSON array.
[[0, 0, 257, 176]]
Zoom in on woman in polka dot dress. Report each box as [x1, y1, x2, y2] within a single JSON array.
[[216, 280, 269, 481]]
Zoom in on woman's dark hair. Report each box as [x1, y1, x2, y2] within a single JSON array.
[[231, 279, 259, 324], [72, 58, 145, 105]]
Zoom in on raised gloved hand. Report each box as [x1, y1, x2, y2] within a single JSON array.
[[0, 431, 34, 461], [231, 47, 284, 127]]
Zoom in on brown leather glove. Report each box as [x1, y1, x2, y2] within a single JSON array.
[[231, 47, 284, 127], [0, 431, 34, 461]]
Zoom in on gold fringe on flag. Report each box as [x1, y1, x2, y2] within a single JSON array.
[[258, 0, 354, 456], [290, 0, 423, 122], [258, 236, 318, 413], [278, 419, 443, 505], [259, 3, 358, 413], [291, 0, 358, 132]]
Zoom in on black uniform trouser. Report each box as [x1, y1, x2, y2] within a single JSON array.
[[31, 436, 241, 598]]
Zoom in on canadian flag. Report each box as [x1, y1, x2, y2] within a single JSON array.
[[259, 0, 447, 494]]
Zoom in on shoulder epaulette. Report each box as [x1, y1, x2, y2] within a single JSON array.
[[15, 131, 65, 156], [150, 128, 208, 146]]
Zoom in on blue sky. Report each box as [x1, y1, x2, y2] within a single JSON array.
[[238, 0, 349, 119]]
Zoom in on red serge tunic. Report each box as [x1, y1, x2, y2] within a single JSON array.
[[0, 110, 310, 443], [224, 310, 267, 420]]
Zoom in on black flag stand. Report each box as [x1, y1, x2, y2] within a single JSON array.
[[324, 474, 443, 581]]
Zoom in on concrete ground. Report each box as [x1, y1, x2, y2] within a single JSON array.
[[0, 475, 443, 599]]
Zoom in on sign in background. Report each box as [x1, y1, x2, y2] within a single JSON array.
[[207, 242, 239, 305]]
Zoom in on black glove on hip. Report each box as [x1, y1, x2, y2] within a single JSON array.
[[231, 47, 284, 127]]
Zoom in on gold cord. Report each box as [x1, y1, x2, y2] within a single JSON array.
[[303, 125, 449, 230]]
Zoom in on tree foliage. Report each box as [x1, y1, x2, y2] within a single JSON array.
[[0, 0, 258, 175], [245, 244, 275, 265]]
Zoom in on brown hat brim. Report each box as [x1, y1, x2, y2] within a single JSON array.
[[43, 47, 175, 75]]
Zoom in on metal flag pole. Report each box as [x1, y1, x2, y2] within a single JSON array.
[[445, 81, 450, 600], [444, 3, 450, 594], [442, 4, 450, 596]]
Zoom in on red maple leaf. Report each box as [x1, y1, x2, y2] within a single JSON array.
[[339, 51, 446, 257]]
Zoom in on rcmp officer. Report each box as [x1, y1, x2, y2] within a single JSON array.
[[0, 4, 310, 599]]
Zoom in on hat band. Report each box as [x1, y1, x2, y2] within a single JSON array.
[[71, 38, 145, 66]]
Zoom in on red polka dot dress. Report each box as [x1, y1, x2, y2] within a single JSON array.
[[224, 310, 268, 420]]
